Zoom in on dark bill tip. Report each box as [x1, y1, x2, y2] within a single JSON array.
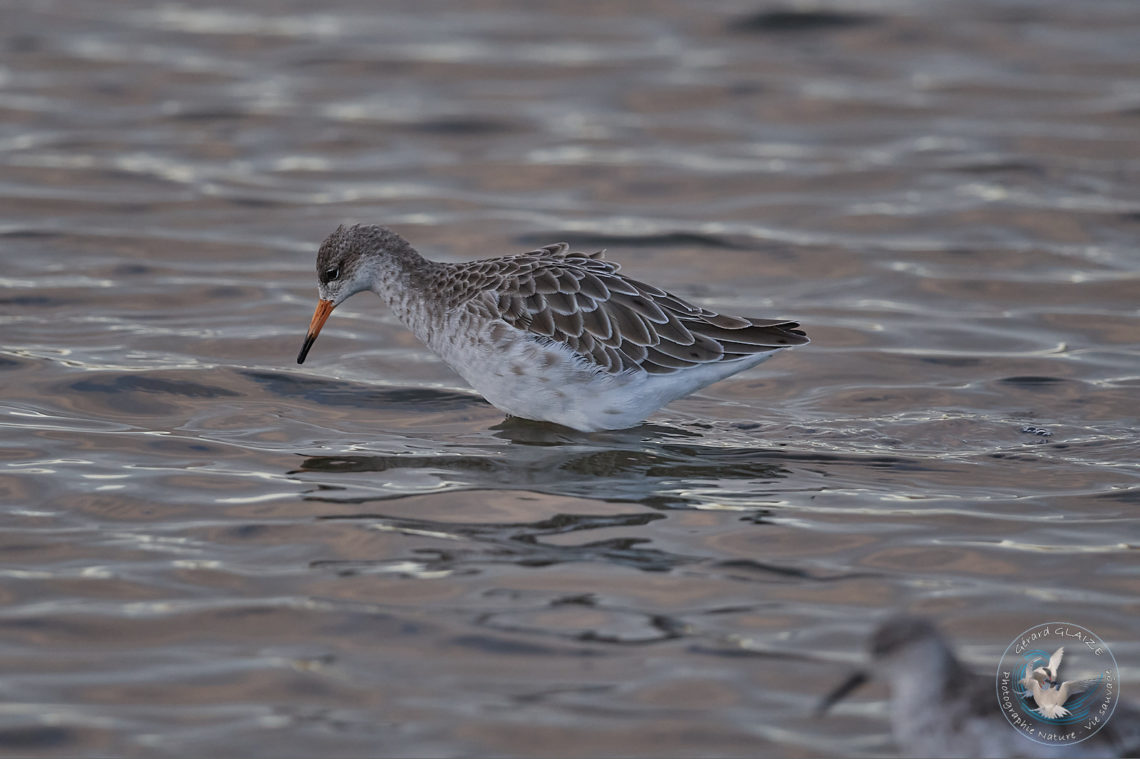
[[297, 334, 317, 364], [816, 669, 869, 716], [296, 299, 335, 366]]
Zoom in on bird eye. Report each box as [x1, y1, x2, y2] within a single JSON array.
[[325, 267, 340, 282]]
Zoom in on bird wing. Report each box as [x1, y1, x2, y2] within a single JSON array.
[[465, 246, 808, 375], [1048, 647, 1065, 677], [960, 669, 1003, 722], [1058, 678, 1100, 700]]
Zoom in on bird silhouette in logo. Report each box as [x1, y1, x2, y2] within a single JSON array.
[[1021, 646, 1099, 719]]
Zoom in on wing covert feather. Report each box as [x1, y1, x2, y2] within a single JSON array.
[[454, 246, 807, 375]]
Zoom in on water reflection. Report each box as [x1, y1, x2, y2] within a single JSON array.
[[290, 427, 797, 576], [291, 435, 792, 509], [312, 510, 681, 574]]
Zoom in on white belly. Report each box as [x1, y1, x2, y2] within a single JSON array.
[[422, 315, 775, 431]]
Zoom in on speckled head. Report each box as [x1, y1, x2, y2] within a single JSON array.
[[297, 223, 421, 364], [865, 615, 963, 686], [314, 224, 417, 302]]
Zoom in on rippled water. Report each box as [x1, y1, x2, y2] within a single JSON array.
[[2, 0, 1138, 755]]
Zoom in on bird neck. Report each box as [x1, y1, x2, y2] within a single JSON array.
[[888, 639, 963, 705], [367, 249, 446, 338]]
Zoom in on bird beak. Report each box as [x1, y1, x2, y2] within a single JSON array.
[[297, 299, 335, 364], [816, 669, 869, 715]]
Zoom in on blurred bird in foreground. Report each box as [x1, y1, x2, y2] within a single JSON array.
[[817, 616, 1139, 758]]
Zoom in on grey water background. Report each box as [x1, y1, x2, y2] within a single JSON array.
[[2, 0, 1138, 755]]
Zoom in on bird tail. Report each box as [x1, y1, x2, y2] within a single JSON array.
[[1037, 704, 1071, 719]]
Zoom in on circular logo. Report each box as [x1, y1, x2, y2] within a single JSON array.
[[995, 621, 1119, 747]]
